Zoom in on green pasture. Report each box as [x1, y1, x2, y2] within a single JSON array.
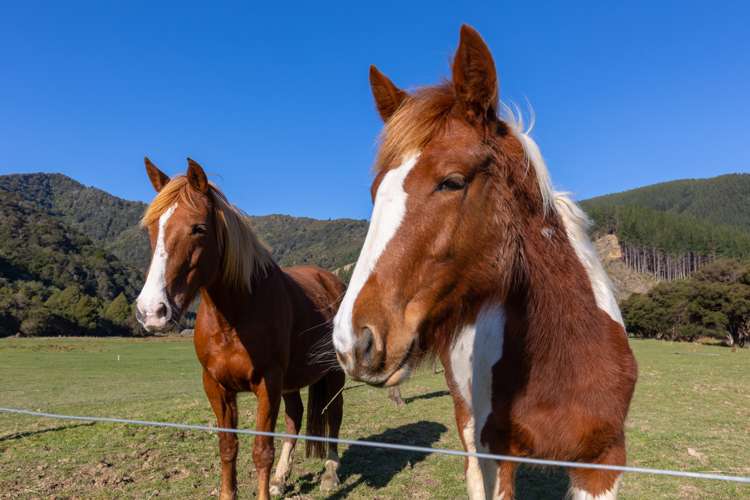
[[0, 338, 748, 499]]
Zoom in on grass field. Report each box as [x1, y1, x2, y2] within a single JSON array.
[[1, 337, 748, 499]]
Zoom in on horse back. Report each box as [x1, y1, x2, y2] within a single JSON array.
[[280, 265, 346, 390], [283, 265, 346, 323]]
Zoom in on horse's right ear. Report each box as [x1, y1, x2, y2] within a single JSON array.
[[144, 157, 170, 193], [369, 65, 407, 122]]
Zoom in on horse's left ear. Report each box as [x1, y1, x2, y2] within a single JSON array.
[[452, 25, 498, 121], [145, 157, 170, 193], [369, 65, 408, 122], [186, 158, 209, 193]]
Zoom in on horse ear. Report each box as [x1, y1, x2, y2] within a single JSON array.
[[144, 157, 170, 193], [369, 65, 408, 122], [186, 158, 209, 193], [452, 25, 498, 121]]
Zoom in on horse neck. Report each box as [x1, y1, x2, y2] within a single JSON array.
[[199, 261, 286, 329], [504, 216, 611, 356]]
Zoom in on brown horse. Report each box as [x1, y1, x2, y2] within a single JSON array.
[[135, 158, 345, 500], [332, 25, 637, 499]]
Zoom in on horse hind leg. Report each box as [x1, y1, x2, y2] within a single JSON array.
[[320, 370, 345, 493], [269, 391, 303, 496], [567, 441, 625, 500]]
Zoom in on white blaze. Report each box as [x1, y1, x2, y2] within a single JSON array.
[[450, 304, 505, 499], [136, 203, 177, 327], [332, 154, 419, 357]]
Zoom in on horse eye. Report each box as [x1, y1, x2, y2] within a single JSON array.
[[437, 174, 467, 192], [191, 224, 207, 235]]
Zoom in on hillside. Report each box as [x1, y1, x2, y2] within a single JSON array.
[[0, 188, 142, 337], [0, 172, 368, 337], [250, 215, 367, 271], [2, 170, 748, 337], [0, 174, 147, 268], [580, 173, 750, 280], [593, 234, 659, 301], [582, 173, 750, 231], [0, 173, 368, 273]]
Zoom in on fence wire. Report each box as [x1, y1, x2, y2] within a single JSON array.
[[1, 407, 748, 484]]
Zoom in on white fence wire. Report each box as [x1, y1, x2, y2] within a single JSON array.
[[1, 407, 748, 484]]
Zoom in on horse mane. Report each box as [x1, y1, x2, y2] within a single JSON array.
[[375, 83, 556, 215], [376, 83, 619, 318], [141, 176, 273, 292]]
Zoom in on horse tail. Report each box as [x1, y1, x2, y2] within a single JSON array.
[[305, 370, 345, 459], [306, 376, 329, 458]]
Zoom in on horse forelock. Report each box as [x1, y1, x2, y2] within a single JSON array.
[[141, 176, 273, 292]]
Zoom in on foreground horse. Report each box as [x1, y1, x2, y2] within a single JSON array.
[[135, 159, 345, 500], [332, 25, 637, 499]]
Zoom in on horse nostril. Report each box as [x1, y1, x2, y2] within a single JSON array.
[[155, 302, 169, 319], [355, 327, 375, 364]]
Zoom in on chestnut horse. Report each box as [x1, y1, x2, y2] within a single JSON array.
[[333, 25, 637, 499], [135, 158, 345, 500]]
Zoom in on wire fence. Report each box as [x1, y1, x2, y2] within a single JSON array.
[[2, 407, 749, 485]]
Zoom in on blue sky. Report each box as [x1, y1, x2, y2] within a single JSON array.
[[1, 2, 748, 219]]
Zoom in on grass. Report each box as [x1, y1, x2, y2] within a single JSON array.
[[0, 337, 748, 499]]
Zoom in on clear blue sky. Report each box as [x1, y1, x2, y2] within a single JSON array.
[[2, 2, 748, 219]]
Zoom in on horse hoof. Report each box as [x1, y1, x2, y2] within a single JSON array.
[[320, 473, 340, 493], [269, 482, 284, 497]]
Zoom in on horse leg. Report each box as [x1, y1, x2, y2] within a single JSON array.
[[252, 375, 282, 500], [320, 370, 345, 493], [567, 439, 626, 499], [269, 391, 303, 496], [388, 386, 405, 407], [496, 461, 516, 499], [202, 371, 239, 500]]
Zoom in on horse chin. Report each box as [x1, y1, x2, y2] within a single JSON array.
[[378, 340, 418, 387], [382, 364, 412, 387]]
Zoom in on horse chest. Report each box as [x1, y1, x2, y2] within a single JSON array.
[[195, 334, 256, 391]]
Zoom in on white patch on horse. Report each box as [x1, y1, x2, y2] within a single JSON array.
[[270, 440, 295, 495], [568, 476, 621, 500], [332, 153, 419, 358], [502, 105, 623, 326], [136, 203, 177, 328], [554, 194, 623, 325], [450, 304, 505, 499]]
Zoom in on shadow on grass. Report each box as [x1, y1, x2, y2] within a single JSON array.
[[295, 420, 448, 498], [515, 465, 570, 499], [403, 390, 450, 404], [0, 422, 95, 442]]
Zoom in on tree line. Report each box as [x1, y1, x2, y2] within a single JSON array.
[[622, 259, 750, 345], [585, 204, 750, 280]]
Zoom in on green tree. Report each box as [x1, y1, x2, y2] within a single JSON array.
[[103, 293, 132, 327]]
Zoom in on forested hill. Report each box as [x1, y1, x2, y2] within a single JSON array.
[[2, 170, 748, 337], [0, 172, 368, 337], [580, 173, 750, 279], [582, 174, 750, 230], [0, 173, 368, 273]]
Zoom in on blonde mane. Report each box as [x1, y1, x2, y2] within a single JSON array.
[[376, 87, 620, 319], [141, 176, 273, 291], [374, 84, 557, 216]]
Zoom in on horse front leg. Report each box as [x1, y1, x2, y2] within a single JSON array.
[[202, 370, 239, 500], [440, 350, 505, 499], [252, 375, 282, 500]]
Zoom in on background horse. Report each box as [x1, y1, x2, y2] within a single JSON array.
[[332, 25, 637, 500], [136, 158, 345, 500]]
